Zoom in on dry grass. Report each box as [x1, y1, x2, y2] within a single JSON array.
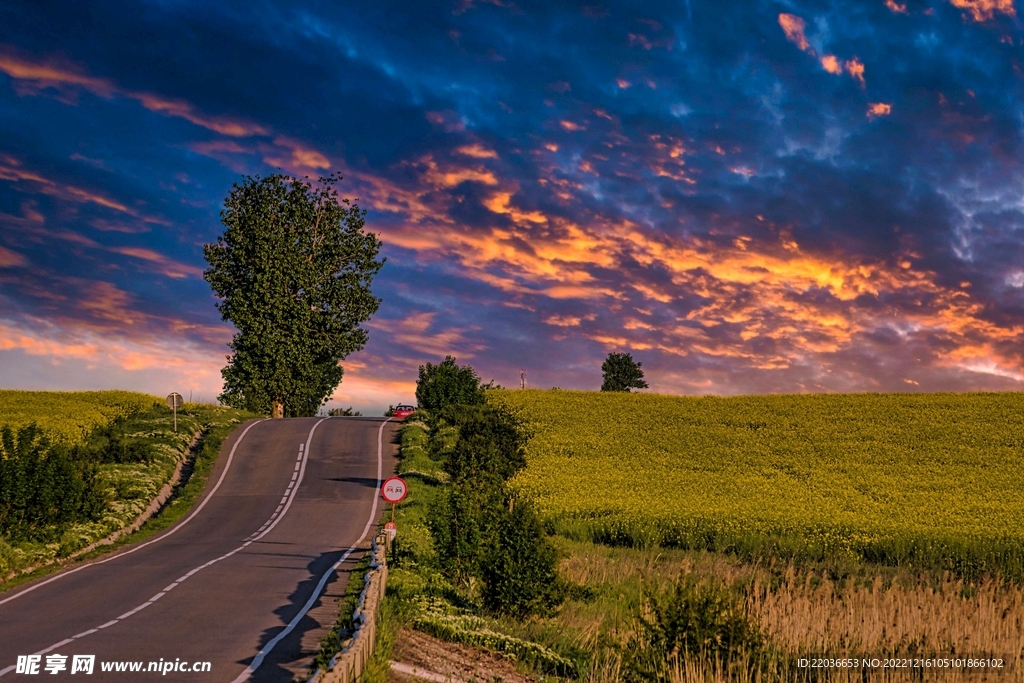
[[548, 541, 1024, 682], [749, 567, 1024, 659]]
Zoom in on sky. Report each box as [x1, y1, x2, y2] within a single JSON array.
[[1, 0, 1024, 414]]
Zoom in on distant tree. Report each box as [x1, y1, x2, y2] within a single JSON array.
[[601, 352, 649, 392], [328, 406, 361, 417], [384, 405, 396, 417], [203, 173, 385, 418], [415, 356, 487, 414]]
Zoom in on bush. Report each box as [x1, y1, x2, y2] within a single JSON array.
[[416, 356, 487, 415], [480, 498, 560, 617], [623, 577, 762, 681], [0, 424, 106, 541], [427, 486, 484, 584], [438, 404, 527, 484]]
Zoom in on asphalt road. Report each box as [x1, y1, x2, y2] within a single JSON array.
[[0, 416, 399, 682]]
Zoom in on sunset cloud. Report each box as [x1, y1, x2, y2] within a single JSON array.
[[2, 1, 1024, 405], [867, 102, 893, 119], [778, 14, 812, 53], [948, 0, 1016, 22]]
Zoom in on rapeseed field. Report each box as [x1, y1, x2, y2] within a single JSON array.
[[0, 390, 158, 444], [492, 389, 1024, 579]]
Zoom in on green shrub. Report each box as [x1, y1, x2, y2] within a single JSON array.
[[479, 498, 560, 617], [438, 404, 527, 484], [0, 424, 106, 541], [427, 485, 484, 584]]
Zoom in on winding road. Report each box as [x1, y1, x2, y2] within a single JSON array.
[[0, 416, 398, 682]]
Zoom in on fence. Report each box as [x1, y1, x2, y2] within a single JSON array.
[[314, 531, 391, 683]]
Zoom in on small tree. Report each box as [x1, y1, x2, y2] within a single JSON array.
[[415, 356, 487, 414], [601, 352, 649, 392], [203, 174, 384, 417]]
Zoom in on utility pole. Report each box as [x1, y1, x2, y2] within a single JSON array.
[[520, 369, 526, 390]]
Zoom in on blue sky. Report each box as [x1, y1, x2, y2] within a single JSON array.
[[1, 0, 1023, 412]]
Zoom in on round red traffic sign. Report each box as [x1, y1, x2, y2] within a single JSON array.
[[384, 521, 397, 530], [381, 477, 408, 503]]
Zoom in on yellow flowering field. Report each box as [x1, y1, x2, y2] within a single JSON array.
[[0, 390, 159, 445], [491, 389, 1024, 579]]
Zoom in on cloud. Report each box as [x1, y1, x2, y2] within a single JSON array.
[[367, 311, 484, 358], [109, 247, 205, 279], [948, 0, 1016, 22], [0, 246, 27, 267], [867, 102, 893, 119], [0, 48, 267, 137], [778, 14, 812, 53]]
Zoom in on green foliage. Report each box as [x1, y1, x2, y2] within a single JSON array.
[[204, 173, 385, 417], [412, 597, 577, 676], [423, 400, 560, 617], [624, 578, 762, 681], [493, 389, 1024, 581], [600, 352, 648, 392], [479, 498, 560, 617], [0, 424, 105, 542], [427, 486, 483, 584], [327, 406, 362, 417], [437, 404, 528, 484], [415, 356, 486, 415]]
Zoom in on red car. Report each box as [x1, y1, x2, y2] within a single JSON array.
[[392, 404, 417, 419]]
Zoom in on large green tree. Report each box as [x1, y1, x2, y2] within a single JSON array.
[[203, 174, 384, 417]]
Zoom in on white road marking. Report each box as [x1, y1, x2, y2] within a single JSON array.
[[0, 418, 329, 676], [0, 419, 268, 609], [230, 417, 392, 683]]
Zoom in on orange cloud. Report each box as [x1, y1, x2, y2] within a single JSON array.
[[779, 14, 812, 52], [456, 144, 499, 159], [867, 102, 893, 119], [845, 58, 866, 86], [263, 137, 331, 172], [0, 316, 225, 392], [0, 154, 137, 216], [949, 0, 1015, 21], [560, 120, 585, 131], [820, 55, 843, 74], [885, 0, 908, 12]]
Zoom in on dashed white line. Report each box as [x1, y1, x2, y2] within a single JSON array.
[[230, 417, 392, 683]]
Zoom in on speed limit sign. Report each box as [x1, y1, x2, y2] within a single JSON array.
[[381, 477, 408, 503]]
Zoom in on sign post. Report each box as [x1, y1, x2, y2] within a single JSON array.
[[380, 476, 408, 527], [166, 392, 183, 433]]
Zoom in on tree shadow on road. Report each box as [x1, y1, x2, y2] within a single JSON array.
[[239, 547, 367, 683]]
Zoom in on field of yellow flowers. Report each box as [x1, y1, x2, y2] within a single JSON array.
[[492, 389, 1024, 580], [0, 390, 158, 445]]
